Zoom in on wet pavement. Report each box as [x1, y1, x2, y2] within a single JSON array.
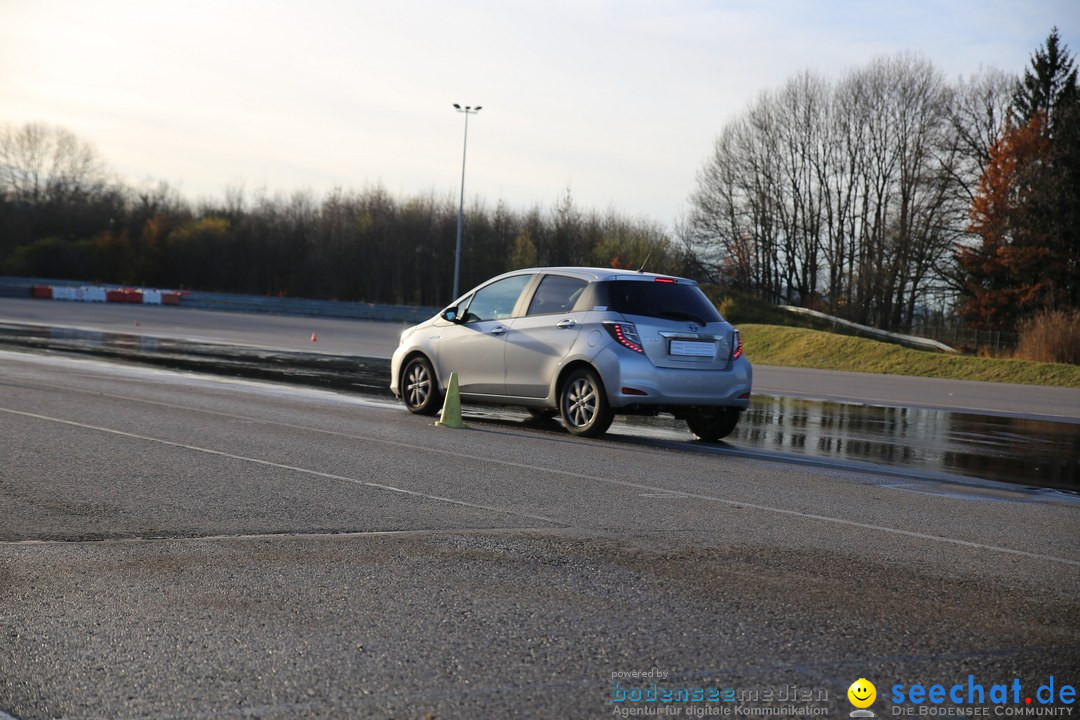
[[0, 322, 388, 395], [2, 322, 1077, 491]]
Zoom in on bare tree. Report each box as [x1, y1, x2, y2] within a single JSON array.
[[0, 122, 107, 204], [944, 69, 1013, 206], [688, 53, 968, 331]]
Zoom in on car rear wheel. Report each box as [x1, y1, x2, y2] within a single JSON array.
[[559, 368, 614, 437], [402, 356, 441, 415], [686, 408, 740, 442]]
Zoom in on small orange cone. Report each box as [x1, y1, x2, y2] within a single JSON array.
[[310, 332, 318, 343]]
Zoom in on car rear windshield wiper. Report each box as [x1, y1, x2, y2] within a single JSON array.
[[659, 310, 707, 326]]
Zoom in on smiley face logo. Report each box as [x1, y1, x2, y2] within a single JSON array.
[[848, 678, 877, 709]]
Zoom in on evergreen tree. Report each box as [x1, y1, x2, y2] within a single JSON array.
[[1010, 28, 1080, 310], [957, 115, 1052, 328], [1012, 27, 1078, 130], [961, 28, 1080, 323]]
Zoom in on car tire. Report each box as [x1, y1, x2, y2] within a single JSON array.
[[401, 356, 442, 415], [686, 408, 740, 442], [559, 368, 614, 438]]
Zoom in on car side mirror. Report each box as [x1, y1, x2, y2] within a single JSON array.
[[442, 307, 459, 323]]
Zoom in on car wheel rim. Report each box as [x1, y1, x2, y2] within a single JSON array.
[[406, 363, 430, 408], [565, 378, 596, 428]]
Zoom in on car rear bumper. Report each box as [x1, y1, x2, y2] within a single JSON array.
[[593, 348, 753, 410]]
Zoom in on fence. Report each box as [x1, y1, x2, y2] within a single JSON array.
[[908, 325, 1019, 353]]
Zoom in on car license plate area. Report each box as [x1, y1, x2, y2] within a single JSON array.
[[669, 340, 715, 358]]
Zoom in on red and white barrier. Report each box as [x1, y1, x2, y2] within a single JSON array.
[[52, 286, 108, 302], [30, 285, 184, 306]]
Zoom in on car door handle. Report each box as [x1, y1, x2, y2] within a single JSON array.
[[489, 326, 508, 336], [556, 319, 577, 329]]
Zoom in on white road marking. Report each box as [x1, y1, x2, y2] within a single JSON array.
[[2, 402, 1077, 568], [2, 526, 570, 547], [0, 406, 562, 527]]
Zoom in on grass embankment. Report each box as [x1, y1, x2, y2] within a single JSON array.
[[701, 285, 1080, 387], [741, 324, 1080, 388]]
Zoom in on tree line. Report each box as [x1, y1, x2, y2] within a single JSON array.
[[1, 29, 1076, 335], [685, 29, 1078, 333], [0, 144, 686, 307]]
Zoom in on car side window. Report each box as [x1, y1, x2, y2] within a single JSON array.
[[526, 275, 588, 316], [460, 275, 531, 323]]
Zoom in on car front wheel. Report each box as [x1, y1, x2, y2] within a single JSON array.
[[559, 368, 614, 437], [686, 408, 740, 442], [401, 356, 442, 415]]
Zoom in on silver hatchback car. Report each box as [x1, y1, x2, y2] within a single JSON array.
[[390, 267, 752, 440]]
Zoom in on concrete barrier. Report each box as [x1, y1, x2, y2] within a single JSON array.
[[1, 276, 439, 323], [178, 290, 439, 323]]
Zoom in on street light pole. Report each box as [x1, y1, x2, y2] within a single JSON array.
[[452, 103, 481, 300]]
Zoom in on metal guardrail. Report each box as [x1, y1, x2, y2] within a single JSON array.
[[0, 276, 440, 324], [178, 290, 439, 323], [779, 305, 959, 353]]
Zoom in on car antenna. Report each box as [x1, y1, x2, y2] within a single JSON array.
[[636, 253, 652, 273]]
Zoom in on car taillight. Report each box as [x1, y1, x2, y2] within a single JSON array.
[[654, 277, 675, 283], [731, 330, 743, 360], [603, 322, 644, 353]]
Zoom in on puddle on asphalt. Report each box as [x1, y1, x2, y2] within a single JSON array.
[[746, 397, 1078, 489], [614, 398, 1079, 491], [2, 322, 1077, 491]]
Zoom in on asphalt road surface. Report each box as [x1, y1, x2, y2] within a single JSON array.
[[3, 298, 1078, 422], [1, 350, 1078, 719], [0, 298, 408, 359]]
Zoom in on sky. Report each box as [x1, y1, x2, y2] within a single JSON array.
[[1, 0, 1077, 225]]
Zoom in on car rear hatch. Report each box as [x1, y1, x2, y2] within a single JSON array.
[[597, 276, 737, 370], [634, 318, 735, 370]]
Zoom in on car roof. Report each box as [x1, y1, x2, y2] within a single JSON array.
[[510, 266, 696, 284]]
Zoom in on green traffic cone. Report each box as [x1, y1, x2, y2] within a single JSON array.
[[435, 371, 469, 429]]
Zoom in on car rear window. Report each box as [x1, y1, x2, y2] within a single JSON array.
[[596, 280, 723, 325]]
